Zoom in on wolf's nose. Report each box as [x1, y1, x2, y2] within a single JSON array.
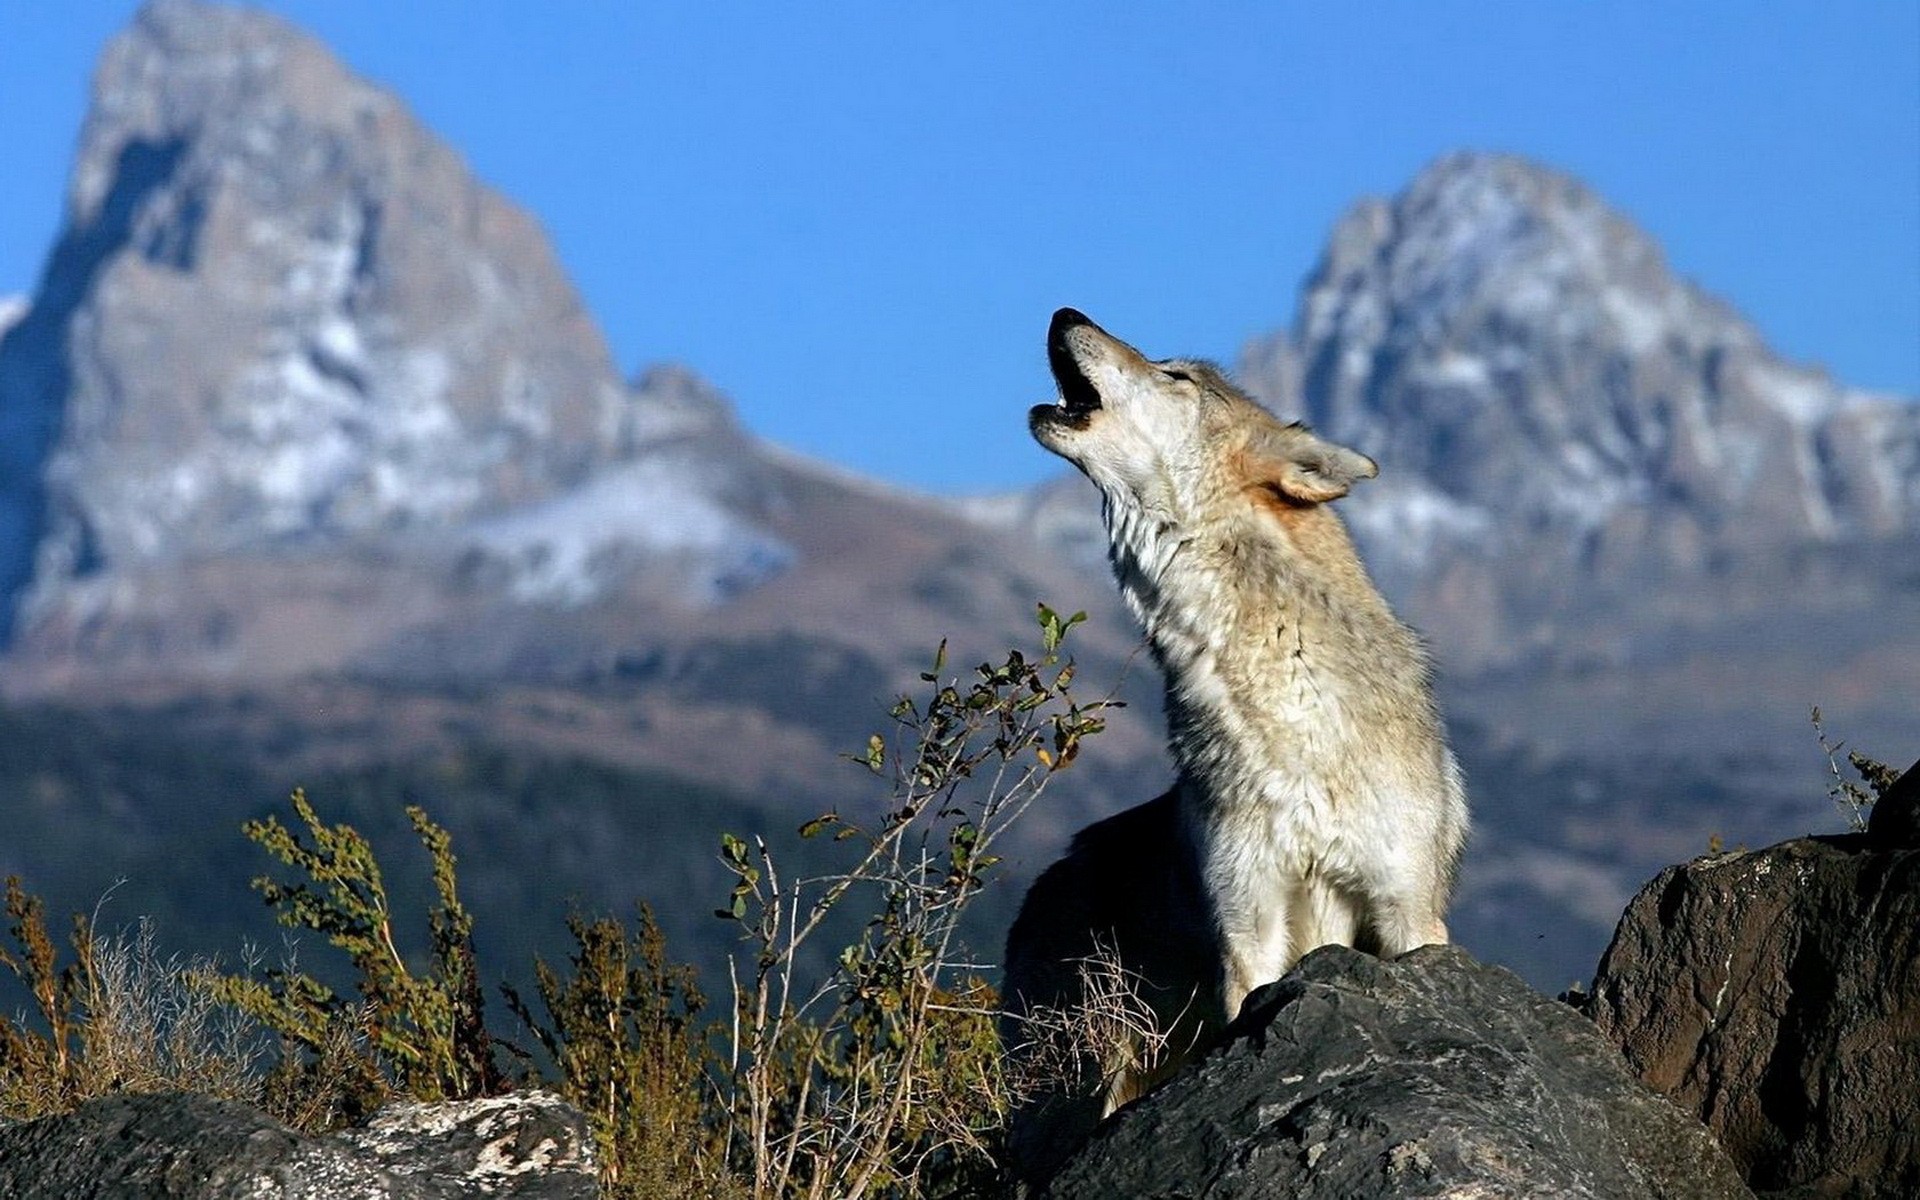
[[1051, 307, 1095, 338]]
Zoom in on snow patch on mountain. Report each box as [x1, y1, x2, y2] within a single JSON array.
[[1748, 360, 1846, 428], [0, 296, 25, 339], [1600, 283, 1676, 354], [463, 457, 792, 607], [1411, 351, 1493, 390]]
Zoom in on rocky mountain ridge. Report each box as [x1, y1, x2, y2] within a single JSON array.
[[1252, 153, 1917, 653]]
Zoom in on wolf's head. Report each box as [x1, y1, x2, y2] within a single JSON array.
[[1030, 308, 1377, 526]]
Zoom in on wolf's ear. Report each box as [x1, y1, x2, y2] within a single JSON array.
[[1251, 426, 1378, 504]]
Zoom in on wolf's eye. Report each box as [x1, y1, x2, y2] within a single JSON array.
[[1162, 368, 1193, 383]]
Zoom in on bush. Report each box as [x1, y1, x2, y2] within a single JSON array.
[[1812, 706, 1901, 832], [712, 604, 1111, 1198], [504, 906, 737, 1198], [208, 789, 506, 1127], [1, 879, 259, 1121]]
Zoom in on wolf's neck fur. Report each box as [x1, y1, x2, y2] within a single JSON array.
[[1101, 488, 1425, 817]]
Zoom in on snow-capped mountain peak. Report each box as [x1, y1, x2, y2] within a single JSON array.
[[0, 0, 792, 641], [1245, 151, 1917, 575]]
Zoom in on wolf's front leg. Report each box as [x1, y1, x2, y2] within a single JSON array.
[[1352, 828, 1453, 957], [1366, 889, 1450, 957], [1217, 898, 1291, 1023]]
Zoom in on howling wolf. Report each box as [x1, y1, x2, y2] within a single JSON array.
[[1002, 308, 1468, 1182]]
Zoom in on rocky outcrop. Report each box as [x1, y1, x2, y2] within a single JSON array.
[[0, 1089, 596, 1199], [1866, 756, 1920, 847], [1586, 761, 1920, 1198], [335, 1092, 597, 1198], [1043, 944, 1751, 1198]]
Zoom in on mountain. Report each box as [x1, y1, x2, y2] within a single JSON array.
[[0, 0, 787, 648], [0, 0, 1139, 724], [1, 4, 1912, 994], [0, 0, 1160, 990], [1296, 154, 1912, 549], [1246, 152, 1917, 604], [1227, 154, 1919, 756]]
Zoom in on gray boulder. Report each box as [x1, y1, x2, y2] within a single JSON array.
[[0, 1089, 596, 1199], [1587, 780, 1920, 1198], [1044, 944, 1750, 1198]]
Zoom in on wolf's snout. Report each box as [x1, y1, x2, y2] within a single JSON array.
[[1050, 307, 1095, 339], [1045, 309, 1104, 421]]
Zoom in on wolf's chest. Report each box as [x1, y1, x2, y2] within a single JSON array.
[[1172, 647, 1377, 868], [1168, 635, 1354, 777], [1208, 758, 1357, 864]]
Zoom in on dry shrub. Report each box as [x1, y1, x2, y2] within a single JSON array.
[[1, 878, 260, 1121], [715, 604, 1115, 1199], [504, 906, 739, 1199], [4, 605, 1126, 1199], [999, 940, 1178, 1118], [1813, 706, 1901, 832], [209, 789, 504, 1130]]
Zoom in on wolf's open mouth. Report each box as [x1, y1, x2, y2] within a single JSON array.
[[1046, 307, 1103, 419]]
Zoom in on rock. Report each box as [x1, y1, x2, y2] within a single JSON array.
[[0, 1089, 597, 1199], [336, 1091, 598, 1199], [1044, 944, 1751, 1199], [1866, 758, 1920, 848], [0, 1092, 396, 1199], [1587, 831, 1920, 1198]]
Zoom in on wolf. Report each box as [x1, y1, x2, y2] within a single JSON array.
[[1001, 308, 1468, 1182]]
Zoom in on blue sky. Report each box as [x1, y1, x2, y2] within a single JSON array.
[[2, 2, 1916, 492]]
